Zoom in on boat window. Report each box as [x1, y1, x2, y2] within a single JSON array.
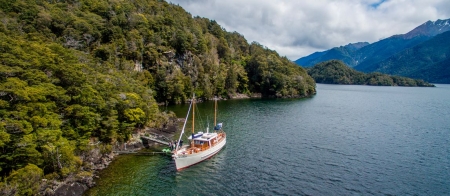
[[194, 140, 204, 145]]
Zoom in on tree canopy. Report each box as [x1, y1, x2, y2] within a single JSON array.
[[0, 0, 315, 194], [308, 60, 434, 87]]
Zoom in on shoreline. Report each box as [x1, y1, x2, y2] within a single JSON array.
[[156, 92, 316, 106], [45, 94, 317, 195], [42, 118, 181, 196]]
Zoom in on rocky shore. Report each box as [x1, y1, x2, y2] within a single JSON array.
[[40, 149, 117, 196], [41, 95, 265, 195], [40, 117, 180, 196]]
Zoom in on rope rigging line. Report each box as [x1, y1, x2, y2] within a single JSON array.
[[175, 98, 192, 149]]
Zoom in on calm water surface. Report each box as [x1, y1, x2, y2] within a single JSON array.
[[86, 84, 450, 195]]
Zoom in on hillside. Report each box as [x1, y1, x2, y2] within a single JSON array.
[[0, 0, 315, 195], [353, 19, 450, 72], [399, 19, 450, 39], [308, 60, 434, 87], [372, 30, 450, 83], [295, 42, 369, 67], [295, 18, 450, 83], [353, 36, 429, 72], [294, 51, 327, 66]]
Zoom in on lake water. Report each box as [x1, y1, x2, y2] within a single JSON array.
[[85, 84, 450, 195]]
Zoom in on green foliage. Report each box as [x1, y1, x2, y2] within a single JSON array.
[[373, 31, 450, 83], [0, 123, 10, 148], [308, 60, 435, 87], [246, 44, 315, 97], [0, 0, 317, 194], [5, 164, 43, 196]]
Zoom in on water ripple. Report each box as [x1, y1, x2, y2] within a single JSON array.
[[87, 84, 450, 196]]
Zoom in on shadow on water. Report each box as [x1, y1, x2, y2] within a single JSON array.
[[86, 84, 450, 195]]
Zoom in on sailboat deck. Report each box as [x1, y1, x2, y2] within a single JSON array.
[[172, 94, 226, 170], [175, 131, 225, 155]]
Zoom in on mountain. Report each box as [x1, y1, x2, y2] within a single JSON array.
[[295, 18, 450, 83], [307, 60, 434, 87], [294, 51, 327, 66], [371, 30, 450, 83], [294, 42, 369, 67], [354, 19, 450, 72], [399, 19, 450, 39], [352, 35, 430, 72]]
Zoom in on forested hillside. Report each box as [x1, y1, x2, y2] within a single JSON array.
[[308, 60, 434, 87], [372, 30, 450, 83], [296, 18, 450, 83], [353, 35, 429, 72], [295, 42, 369, 67], [0, 0, 315, 195]]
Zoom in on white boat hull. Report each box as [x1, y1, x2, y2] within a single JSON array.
[[173, 137, 226, 170]]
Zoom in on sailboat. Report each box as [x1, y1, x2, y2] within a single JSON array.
[[172, 94, 226, 170]]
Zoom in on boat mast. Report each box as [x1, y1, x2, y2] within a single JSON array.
[[214, 96, 217, 127], [191, 94, 195, 148]]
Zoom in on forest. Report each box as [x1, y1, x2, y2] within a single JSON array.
[[0, 0, 316, 194], [308, 60, 435, 87]]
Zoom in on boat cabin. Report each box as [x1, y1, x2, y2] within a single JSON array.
[[188, 132, 220, 150]]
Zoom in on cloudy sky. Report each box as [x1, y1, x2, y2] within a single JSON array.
[[167, 0, 450, 60]]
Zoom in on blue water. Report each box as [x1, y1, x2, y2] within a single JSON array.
[[86, 84, 450, 195]]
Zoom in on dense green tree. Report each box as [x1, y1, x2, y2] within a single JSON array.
[[4, 164, 43, 196], [308, 60, 434, 87], [0, 0, 316, 194]]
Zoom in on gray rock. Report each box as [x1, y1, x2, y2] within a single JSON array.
[[54, 182, 88, 196]]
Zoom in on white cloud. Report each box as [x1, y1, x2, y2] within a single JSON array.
[[168, 0, 450, 60]]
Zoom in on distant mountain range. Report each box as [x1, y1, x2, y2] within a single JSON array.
[[295, 18, 450, 83], [295, 42, 369, 67], [374, 30, 450, 83]]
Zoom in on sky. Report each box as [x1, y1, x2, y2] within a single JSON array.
[[167, 0, 450, 60]]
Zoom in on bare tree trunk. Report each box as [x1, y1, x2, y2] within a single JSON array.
[[56, 147, 62, 169]]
